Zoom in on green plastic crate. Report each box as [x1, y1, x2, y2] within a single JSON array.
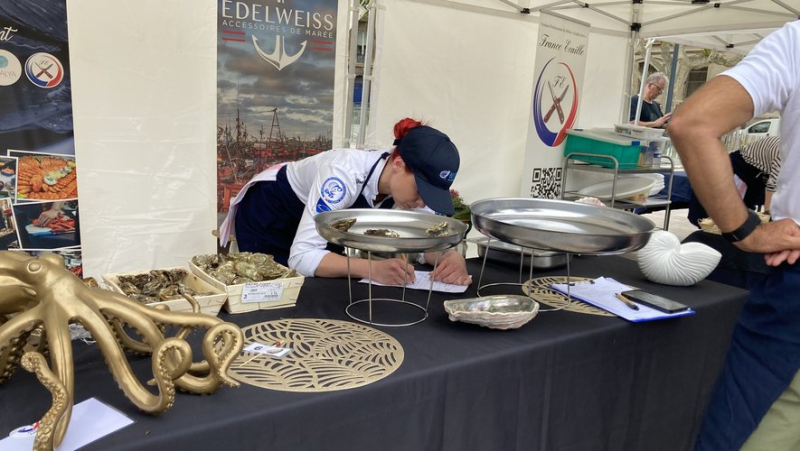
[[564, 129, 643, 168]]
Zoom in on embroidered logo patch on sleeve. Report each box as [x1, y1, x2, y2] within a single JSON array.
[[320, 177, 346, 204]]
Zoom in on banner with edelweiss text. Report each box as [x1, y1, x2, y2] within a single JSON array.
[[216, 0, 338, 223], [520, 13, 589, 198]]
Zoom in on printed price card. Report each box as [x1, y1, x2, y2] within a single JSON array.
[[244, 342, 292, 359], [241, 282, 284, 304]]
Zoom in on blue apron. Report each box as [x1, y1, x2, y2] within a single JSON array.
[[234, 153, 394, 266], [694, 263, 800, 450]]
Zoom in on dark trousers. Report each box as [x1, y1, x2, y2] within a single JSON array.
[[694, 264, 800, 450], [688, 151, 767, 226]]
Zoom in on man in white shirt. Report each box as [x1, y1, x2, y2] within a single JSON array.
[[670, 20, 800, 451]]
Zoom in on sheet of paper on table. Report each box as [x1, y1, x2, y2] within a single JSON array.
[[359, 270, 469, 293], [0, 397, 134, 451], [550, 277, 694, 322]]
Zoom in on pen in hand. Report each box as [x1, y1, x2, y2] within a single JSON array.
[[615, 293, 640, 311]]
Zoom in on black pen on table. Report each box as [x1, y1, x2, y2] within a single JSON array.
[[615, 293, 639, 311]]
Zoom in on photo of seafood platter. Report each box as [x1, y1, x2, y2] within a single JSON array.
[[189, 252, 305, 314], [11, 151, 78, 201], [102, 267, 228, 316]]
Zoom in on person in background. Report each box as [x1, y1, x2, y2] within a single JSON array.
[[687, 136, 781, 226], [629, 72, 672, 129], [669, 21, 800, 451], [219, 118, 471, 287]]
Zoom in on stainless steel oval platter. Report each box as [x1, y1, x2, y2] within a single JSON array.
[[315, 209, 468, 253], [471, 198, 655, 254]]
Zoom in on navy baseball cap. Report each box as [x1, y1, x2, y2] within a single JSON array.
[[397, 126, 460, 215]]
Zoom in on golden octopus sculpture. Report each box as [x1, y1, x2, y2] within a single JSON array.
[[0, 251, 244, 450]]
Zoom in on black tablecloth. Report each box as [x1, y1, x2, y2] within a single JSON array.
[[0, 257, 748, 451]]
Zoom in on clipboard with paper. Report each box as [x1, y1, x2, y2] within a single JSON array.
[[549, 277, 694, 322]]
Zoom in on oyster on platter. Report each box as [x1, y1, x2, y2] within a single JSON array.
[[331, 218, 356, 232], [364, 228, 401, 238]]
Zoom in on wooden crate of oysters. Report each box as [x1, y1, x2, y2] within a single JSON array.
[[189, 252, 304, 314], [102, 267, 227, 316]]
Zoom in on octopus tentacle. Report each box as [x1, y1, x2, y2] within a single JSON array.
[[43, 307, 73, 447], [147, 337, 194, 413], [92, 288, 221, 331], [97, 305, 167, 353], [0, 308, 43, 384], [108, 317, 153, 355], [174, 322, 243, 393], [101, 297, 225, 379], [77, 312, 187, 413], [21, 352, 68, 451], [0, 330, 32, 384]]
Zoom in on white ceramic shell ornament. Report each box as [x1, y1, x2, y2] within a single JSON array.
[[636, 231, 721, 286]]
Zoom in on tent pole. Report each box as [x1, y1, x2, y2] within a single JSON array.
[[343, 0, 361, 148], [634, 38, 655, 126], [621, 0, 642, 125], [357, 0, 378, 148], [665, 43, 679, 113], [621, 29, 636, 124]]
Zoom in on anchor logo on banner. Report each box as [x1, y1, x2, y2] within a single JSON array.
[[253, 35, 307, 71]]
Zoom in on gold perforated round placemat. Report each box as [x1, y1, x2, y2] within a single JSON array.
[[229, 318, 404, 392], [521, 276, 615, 317]]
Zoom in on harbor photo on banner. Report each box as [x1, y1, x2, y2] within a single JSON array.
[[216, 0, 339, 224]]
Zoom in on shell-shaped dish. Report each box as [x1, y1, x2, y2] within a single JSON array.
[[443, 295, 539, 330], [637, 230, 721, 286]]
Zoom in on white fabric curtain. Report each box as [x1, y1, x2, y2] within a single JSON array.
[[67, 0, 218, 278]]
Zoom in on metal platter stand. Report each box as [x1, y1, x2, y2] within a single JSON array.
[[315, 209, 468, 327], [470, 198, 655, 309]]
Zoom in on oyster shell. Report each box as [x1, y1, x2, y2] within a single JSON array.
[[331, 218, 356, 232], [426, 221, 449, 237], [364, 228, 401, 238]]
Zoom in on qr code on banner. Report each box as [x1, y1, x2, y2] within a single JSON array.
[[529, 167, 562, 199]]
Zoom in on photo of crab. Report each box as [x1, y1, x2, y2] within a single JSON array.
[[9, 248, 84, 278], [12, 198, 80, 250], [8, 150, 77, 202], [0, 156, 17, 200], [0, 198, 17, 250]]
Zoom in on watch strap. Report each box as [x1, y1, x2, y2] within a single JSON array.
[[722, 210, 761, 243]]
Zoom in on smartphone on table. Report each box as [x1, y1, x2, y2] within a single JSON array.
[[619, 289, 689, 313]]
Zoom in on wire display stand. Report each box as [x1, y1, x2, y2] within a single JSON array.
[[474, 237, 573, 312], [343, 250, 445, 327], [314, 209, 469, 328]]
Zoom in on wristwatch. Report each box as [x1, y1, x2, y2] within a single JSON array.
[[722, 210, 761, 243]]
